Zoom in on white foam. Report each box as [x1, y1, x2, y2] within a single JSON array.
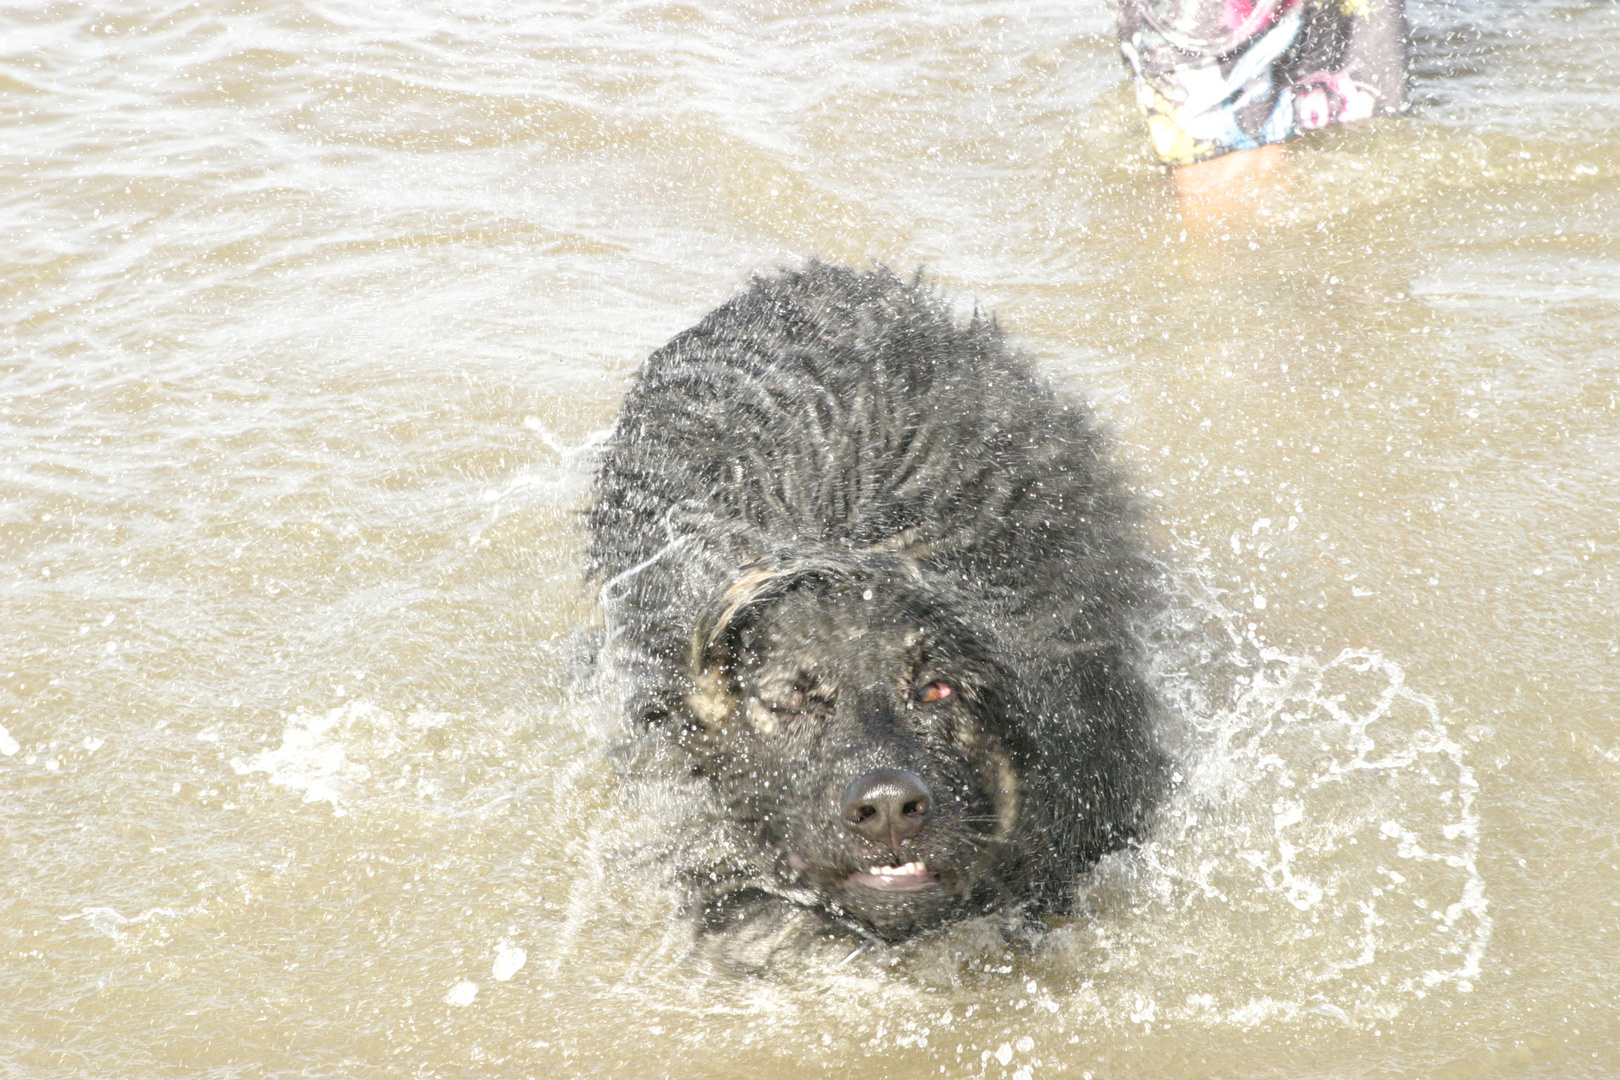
[[230, 702, 383, 813], [492, 942, 527, 981], [445, 980, 479, 1006], [0, 724, 18, 756]]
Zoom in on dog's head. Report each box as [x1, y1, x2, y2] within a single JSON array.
[[680, 554, 1032, 937]]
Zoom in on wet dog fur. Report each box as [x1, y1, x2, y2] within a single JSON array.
[[587, 263, 1166, 959]]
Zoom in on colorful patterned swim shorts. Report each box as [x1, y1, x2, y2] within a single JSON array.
[[1116, 0, 1409, 167]]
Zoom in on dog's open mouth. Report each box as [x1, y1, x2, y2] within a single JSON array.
[[846, 861, 939, 892]]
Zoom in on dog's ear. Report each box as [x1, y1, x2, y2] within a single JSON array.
[[687, 564, 787, 731], [685, 558, 847, 729]]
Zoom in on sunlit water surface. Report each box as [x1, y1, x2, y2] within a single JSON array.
[[4, 1, 1618, 1077]]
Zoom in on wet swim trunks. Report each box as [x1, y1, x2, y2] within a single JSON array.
[[1116, 0, 1409, 167]]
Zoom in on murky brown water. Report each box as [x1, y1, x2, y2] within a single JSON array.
[[5, 1, 1618, 1076]]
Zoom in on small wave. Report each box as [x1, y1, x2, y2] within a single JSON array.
[[60, 903, 199, 945]]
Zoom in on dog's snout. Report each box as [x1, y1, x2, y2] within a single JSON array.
[[840, 768, 932, 845]]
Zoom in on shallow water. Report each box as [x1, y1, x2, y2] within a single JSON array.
[[3, 0, 1618, 1077]]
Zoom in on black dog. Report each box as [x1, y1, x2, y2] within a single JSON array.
[[587, 264, 1165, 951]]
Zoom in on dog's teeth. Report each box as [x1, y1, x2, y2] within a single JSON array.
[[868, 862, 928, 877]]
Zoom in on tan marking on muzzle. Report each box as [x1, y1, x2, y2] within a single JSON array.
[[991, 750, 1021, 839], [686, 665, 734, 731]]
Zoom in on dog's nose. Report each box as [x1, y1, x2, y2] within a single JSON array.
[[840, 768, 931, 846]]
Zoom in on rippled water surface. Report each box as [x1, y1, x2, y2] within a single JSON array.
[[5, 1, 1618, 1077]]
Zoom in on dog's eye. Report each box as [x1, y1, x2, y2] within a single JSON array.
[[751, 684, 832, 719], [916, 681, 953, 703], [751, 689, 802, 715]]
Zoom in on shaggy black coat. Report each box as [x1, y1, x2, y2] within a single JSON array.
[[587, 263, 1165, 945]]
